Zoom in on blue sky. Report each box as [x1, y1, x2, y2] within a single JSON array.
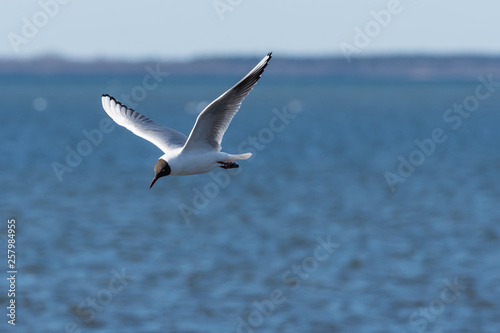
[[1, 0, 500, 60]]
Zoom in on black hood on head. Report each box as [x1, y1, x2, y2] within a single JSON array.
[[154, 159, 171, 177]]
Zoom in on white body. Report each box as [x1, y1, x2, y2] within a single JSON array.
[[163, 149, 251, 176]]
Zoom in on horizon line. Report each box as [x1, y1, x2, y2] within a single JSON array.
[[2, 51, 500, 63]]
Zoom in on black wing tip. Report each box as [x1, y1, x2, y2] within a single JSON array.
[[102, 94, 135, 111], [102, 93, 116, 102], [264, 52, 272, 64], [259, 52, 272, 73]]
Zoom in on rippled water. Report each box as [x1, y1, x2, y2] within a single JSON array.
[[1, 72, 500, 332]]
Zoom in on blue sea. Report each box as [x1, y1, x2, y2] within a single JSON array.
[[1, 67, 500, 332]]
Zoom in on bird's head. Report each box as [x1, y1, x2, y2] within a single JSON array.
[[150, 158, 171, 188]]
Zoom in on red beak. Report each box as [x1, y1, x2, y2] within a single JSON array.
[[149, 177, 158, 189]]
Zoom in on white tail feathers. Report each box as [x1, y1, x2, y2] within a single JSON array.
[[227, 153, 252, 161]]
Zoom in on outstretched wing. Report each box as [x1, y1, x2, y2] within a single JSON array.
[[101, 94, 187, 153], [182, 52, 272, 152]]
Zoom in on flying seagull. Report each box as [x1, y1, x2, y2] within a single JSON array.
[[101, 52, 272, 188]]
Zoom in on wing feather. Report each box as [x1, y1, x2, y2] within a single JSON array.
[[182, 52, 272, 151], [101, 94, 187, 153]]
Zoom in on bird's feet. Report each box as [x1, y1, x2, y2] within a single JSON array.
[[218, 161, 239, 169]]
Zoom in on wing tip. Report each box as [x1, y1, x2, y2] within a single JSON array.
[[257, 52, 272, 76], [101, 94, 134, 111], [264, 52, 272, 65], [102, 93, 115, 102]]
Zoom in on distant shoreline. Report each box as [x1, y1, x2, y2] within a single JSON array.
[[1, 55, 500, 81]]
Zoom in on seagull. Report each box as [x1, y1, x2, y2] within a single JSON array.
[[101, 52, 272, 188]]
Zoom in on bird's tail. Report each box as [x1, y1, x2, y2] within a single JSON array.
[[227, 153, 252, 161]]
